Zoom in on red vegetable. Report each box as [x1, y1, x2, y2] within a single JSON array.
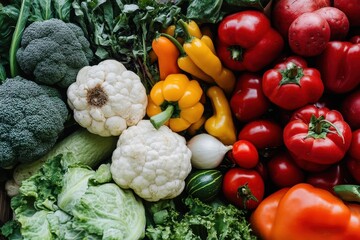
[[271, 0, 331, 38], [333, 0, 360, 26], [238, 119, 283, 150], [288, 12, 331, 57], [267, 151, 305, 188], [231, 140, 259, 169], [348, 129, 360, 160], [316, 38, 360, 93], [262, 55, 324, 110], [345, 156, 360, 184], [216, 10, 284, 72], [284, 105, 352, 169], [314, 7, 349, 40], [222, 168, 264, 210], [341, 90, 360, 129], [230, 73, 270, 122]]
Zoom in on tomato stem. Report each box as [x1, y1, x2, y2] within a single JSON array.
[[279, 62, 304, 86], [307, 114, 345, 143], [237, 182, 258, 210]]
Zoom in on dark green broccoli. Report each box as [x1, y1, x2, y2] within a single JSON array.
[[0, 76, 69, 168], [16, 18, 93, 88]]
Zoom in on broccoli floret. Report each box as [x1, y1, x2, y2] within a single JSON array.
[[16, 18, 94, 88], [0, 76, 69, 168]]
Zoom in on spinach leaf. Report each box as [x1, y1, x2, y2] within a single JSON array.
[[186, 0, 225, 24], [224, 0, 271, 10]]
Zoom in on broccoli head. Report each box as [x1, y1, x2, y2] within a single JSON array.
[[0, 76, 69, 168], [16, 18, 94, 88]]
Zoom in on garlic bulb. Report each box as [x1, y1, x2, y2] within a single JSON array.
[[187, 133, 233, 169]]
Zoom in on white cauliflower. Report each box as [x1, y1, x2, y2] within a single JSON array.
[[110, 120, 192, 202], [67, 59, 147, 136]]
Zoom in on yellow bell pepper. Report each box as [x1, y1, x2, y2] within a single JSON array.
[[178, 20, 236, 95], [205, 86, 236, 145], [147, 74, 204, 132]]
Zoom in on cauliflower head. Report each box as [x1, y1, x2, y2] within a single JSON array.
[[67, 59, 148, 137], [16, 18, 93, 88], [0, 77, 68, 168], [110, 120, 192, 202]]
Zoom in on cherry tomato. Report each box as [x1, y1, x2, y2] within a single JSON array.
[[222, 168, 265, 210], [267, 151, 305, 188], [232, 140, 259, 169], [345, 156, 360, 184], [348, 129, 360, 160], [237, 119, 283, 151]]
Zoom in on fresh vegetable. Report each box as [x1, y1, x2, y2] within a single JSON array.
[[348, 129, 360, 160], [222, 168, 265, 210], [237, 119, 283, 150], [267, 151, 305, 188], [288, 12, 331, 56], [16, 18, 93, 88], [187, 133, 232, 169], [314, 7, 350, 40], [271, 0, 331, 38], [231, 140, 259, 169], [250, 183, 360, 240], [333, 0, 360, 26], [216, 10, 284, 72], [205, 86, 237, 145], [333, 184, 360, 203], [67, 59, 148, 137], [346, 156, 360, 184], [341, 90, 360, 129], [161, 33, 215, 84], [262, 55, 324, 110], [306, 163, 350, 193], [316, 38, 360, 93], [6, 128, 118, 197], [110, 120, 192, 202], [152, 34, 181, 80], [284, 105, 352, 171], [185, 169, 223, 202], [179, 19, 236, 94], [0, 76, 68, 168], [145, 196, 257, 240], [230, 72, 270, 122], [1, 154, 146, 240], [146, 73, 204, 132]]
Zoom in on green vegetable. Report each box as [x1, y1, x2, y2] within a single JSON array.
[[185, 169, 223, 202], [16, 18, 93, 88], [11, 127, 118, 190], [145, 196, 257, 240], [1, 154, 146, 240], [224, 0, 271, 10], [0, 76, 68, 168], [186, 0, 224, 24]]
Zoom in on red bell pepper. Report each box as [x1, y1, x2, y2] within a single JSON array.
[[230, 72, 270, 122], [262, 56, 324, 110], [317, 38, 360, 93], [216, 10, 284, 72], [283, 105, 352, 171]]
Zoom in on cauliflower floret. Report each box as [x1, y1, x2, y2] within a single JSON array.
[[67, 59, 148, 136], [110, 120, 192, 202]]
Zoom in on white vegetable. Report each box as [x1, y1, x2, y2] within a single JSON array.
[[110, 120, 192, 202], [67, 59, 148, 136], [187, 133, 233, 169]]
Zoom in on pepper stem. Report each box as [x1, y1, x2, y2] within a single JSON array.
[[160, 33, 186, 56], [237, 182, 258, 210], [228, 46, 244, 62], [178, 19, 192, 42], [306, 114, 345, 143], [279, 62, 304, 86], [150, 105, 174, 129]]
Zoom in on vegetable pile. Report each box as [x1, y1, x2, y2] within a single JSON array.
[[1, 0, 360, 239]]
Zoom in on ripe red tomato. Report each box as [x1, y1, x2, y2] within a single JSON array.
[[341, 90, 360, 129], [222, 168, 265, 210], [231, 140, 259, 169], [237, 119, 283, 150], [267, 151, 305, 188]]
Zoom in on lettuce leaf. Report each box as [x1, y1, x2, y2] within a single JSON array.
[[1, 153, 146, 240]]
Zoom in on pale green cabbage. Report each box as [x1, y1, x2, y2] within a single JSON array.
[[1, 153, 146, 240]]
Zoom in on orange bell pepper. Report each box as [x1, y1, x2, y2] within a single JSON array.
[[250, 183, 360, 240]]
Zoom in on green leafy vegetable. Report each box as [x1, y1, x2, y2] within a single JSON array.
[[186, 0, 225, 24], [224, 0, 271, 10], [1, 154, 146, 240], [145, 196, 257, 240]]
